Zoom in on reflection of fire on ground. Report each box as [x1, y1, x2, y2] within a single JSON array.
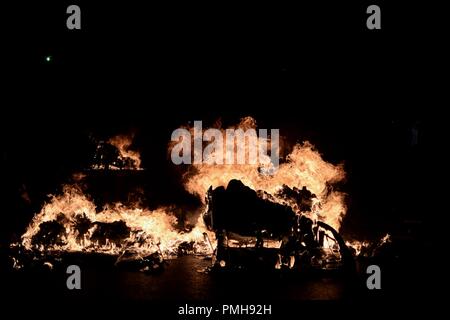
[[10, 118, 386, 272]]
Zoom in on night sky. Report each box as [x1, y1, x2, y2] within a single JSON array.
[[1, 1, 442, 246]]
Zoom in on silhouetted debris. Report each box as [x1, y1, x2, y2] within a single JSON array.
[[93, 141, 121, 170], [205, 179, 353, 272], [91, 221, 130, 246], [73, 213, 92, 242], [177, 241, 196, 256], [115, 249, 164, 273], [205, 179, 295, 236], [276, 185, 316, 212], [31, 220, 66, 247]]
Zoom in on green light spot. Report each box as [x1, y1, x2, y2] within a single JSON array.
[[45, 56, 52, 62]]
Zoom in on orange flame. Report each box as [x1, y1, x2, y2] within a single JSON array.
[[21, 116, 347, 257], [108, 134, 142, 169], [179, 117, 346, 230], [92, 134, 142, 170], [21, 185, 211, 256]]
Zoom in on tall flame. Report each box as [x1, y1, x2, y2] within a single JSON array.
[[92, 134, 142, 170], [180, 117, 346, 230]]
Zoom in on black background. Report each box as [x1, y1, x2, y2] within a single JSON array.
[[0, 0, 445, 317]]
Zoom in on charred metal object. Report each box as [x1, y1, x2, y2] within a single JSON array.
[[204, 179, 354, 272]]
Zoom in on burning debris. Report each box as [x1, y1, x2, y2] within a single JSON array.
[[204, 180, 353, 272], [92, 134, 142, 170], [12, 117, 361, 274], [346, 234, 392, 257], [204, 179, 294, 236], [11, 132, 212, 272], [276, 185, 316, 213], [19, 184, 211, 261]]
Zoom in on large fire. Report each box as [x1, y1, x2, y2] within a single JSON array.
[[20, 117, 348, 259], [180, 117, 346, 230], [21, 184, 210, 256]]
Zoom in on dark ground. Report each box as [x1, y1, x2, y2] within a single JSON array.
[[4, 256, 357, 301], [1, 255, 439, 318]]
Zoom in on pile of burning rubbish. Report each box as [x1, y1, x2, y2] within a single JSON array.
[[9, 179, 356, 274], [204, 180, 353, 271], [8, 135, 213, 273], [6, 118, 394, 274]]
